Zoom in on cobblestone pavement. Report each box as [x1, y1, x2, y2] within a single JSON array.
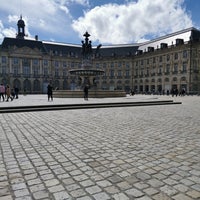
[[0, 95, 200, 200]]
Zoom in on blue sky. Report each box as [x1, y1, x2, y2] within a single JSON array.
[[0, 0, 199, 45]]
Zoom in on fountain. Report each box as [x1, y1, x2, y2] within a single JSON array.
[[69, 31, 104, 89], [53, 32, 126, 98]]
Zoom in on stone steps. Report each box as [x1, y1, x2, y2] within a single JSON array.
[[0, 100, 181, 113]]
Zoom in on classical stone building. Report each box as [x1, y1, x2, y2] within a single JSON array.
[[0, 16, 200, 94]]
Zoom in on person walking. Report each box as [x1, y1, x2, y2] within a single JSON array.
[[0, 83, 5, 101], [6, 85, 13, 102], [14, 86, 19, 99], [84, 85, 89, 100], [47, 83, 53, 101]]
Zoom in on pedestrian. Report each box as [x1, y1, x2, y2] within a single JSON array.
[[130, 89, 135, 96], [167, 90, 169, 95], [47, 83, 53, 101], [6, 85, 13, 101], [171, 88, 175, 97], [175, 88, 179, 97], [14, 86, 19, 99], [11, 88, 15, 99], [84, 85, 89, 100], [182, 88, 186, 96], [0, 83, 5, 101]]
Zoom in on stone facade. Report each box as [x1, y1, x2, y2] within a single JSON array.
[[133, 41, 200, 94], [0, 17, 200, 95]]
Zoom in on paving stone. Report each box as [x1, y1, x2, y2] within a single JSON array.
[[117, 181, 132, 190], [44, 179, 60, 187], [186, 190, 200, 199], [0, 187, 10, 196], [80, 179, 95, 187], [191, 184, 200, 192], [136, 172, 151, 181], [0, 95, 200, 199], [77, 196, 93, 200], [15, 196, 32, 200], [70, 188, 86, 198], [66, 183, 81, 191], [174, 184, 189, 193], [48, 184, 65, 193], [136, 196, 152, 200], [93, 192, 110, 200], [53, 191, 70, 200], [73, 174, 88, 182], [112, 193, 129, 200], [27, 178, 42, 186], [143, 187, 159, 196], [32, 190, 49, 199], [147, 179, 165, 188], [12, 183, 27, 190], [152, 192, 171, 200], [96, 180, 112, 187], [29, 184, 45, 193], [14, 188, 30, 198], [172, 193, 193, 200], [0, 181, 9, 188], [125, 188, 144, 198], [104, 185, 120, 194], [24, 173, 38, 180], [134, 182, 149, 189], [86, 185, 102, 194], [0, 195, 13, 200], [160, 185, 178, 196], [41, 173, 55, 181]]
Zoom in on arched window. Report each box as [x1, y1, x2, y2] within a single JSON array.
[[181, 77, 186, 81], [23, 79, 31, 92], [165, 78, 169, 82], [63, 79, 68, 90], [33, 79, 40, 92]]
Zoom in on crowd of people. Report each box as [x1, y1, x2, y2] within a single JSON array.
[[0, 83, 19, 102], [130, 88, 187, 97]]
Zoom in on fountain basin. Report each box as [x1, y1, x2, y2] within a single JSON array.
[[53, 90, 126, 98]]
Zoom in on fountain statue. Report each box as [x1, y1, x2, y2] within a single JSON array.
[[69, 31, 104, 89], [53, 32, 126, 98]]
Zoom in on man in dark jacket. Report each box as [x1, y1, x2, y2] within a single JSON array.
[[47, 84, 53, 101]]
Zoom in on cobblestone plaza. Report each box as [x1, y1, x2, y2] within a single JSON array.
[[0, 95, 200, 200]]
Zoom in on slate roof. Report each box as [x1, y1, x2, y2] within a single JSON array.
[[138, 27, 200, 52], [1, 37, 47, 53], [43, 41, 82, 57], [1, 27, 200, 58], [97, 44, 139, 57]]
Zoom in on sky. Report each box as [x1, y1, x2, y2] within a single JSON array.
[[0, 0, 199, 46]]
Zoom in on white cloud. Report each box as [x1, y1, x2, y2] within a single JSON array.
[[0, 20, 16, 41], [0, 0, 194, 45], [0, 0, 75, 41], [72, 0, 193, 44]]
